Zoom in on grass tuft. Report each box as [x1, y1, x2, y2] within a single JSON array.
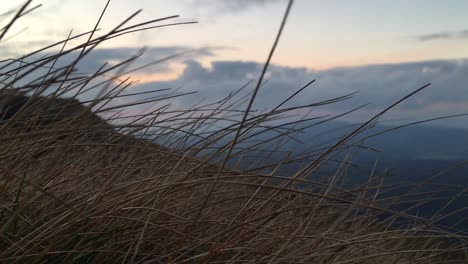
[[0, 1, 466, 263]]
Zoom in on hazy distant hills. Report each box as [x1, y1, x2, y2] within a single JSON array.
[[279, 121, 468, 162], [218, 120, 468, 170], [240, 121, 468, 230]]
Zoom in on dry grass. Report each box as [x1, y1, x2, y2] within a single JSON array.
[[0, 1, 466, 263]]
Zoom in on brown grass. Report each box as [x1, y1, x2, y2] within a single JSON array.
[[0, 1, 466, 263]]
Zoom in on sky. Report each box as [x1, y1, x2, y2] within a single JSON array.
[[1, 0, 468, 127]]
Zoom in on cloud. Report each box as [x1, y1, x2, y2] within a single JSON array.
[[417, 29, 468, 42], [73, 46, 214, 74], [3, 43, 467, 127], [0, 45, 215, 107], [127, 58, 468, 127], [0, 45, 215, 82], [190, 0, 283, 13]]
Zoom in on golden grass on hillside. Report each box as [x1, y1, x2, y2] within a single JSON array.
[[0, 1, 466, 263]]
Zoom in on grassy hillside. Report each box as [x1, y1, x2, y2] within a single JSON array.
[[0, 1, 466, 263]]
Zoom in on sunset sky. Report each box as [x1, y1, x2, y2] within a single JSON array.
[[2, 0, 468, 127], [4, 0, 468, 68]]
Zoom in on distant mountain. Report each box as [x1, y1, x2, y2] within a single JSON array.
[[225, 121, 468, 230], [277, 121, 468, 162], [211, 120, 468, 171]]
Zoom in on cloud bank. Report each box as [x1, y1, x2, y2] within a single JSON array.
[[129, 57, 468, 127], [2, 44, 467, 127]]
